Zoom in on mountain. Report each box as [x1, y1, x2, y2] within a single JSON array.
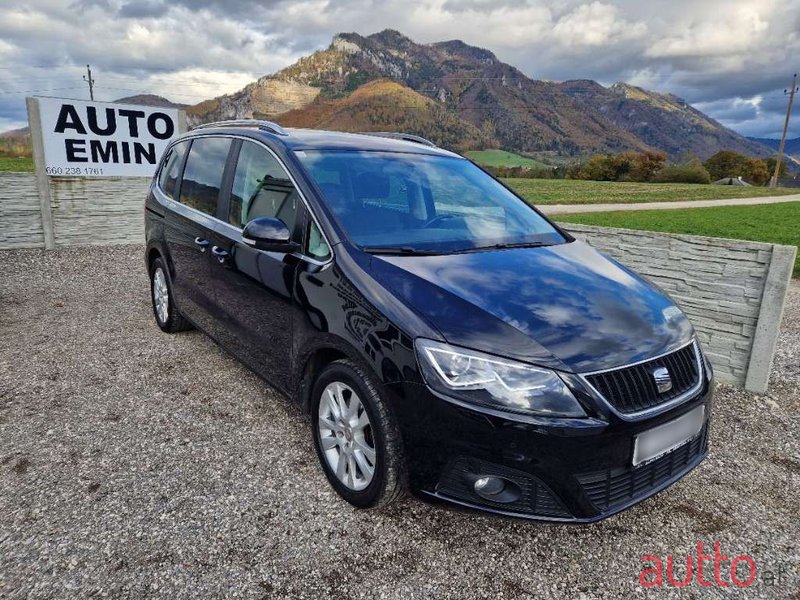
[[748, 136, 800, 157], [0, 127, 29, 139], [0, 127, 31, 157], [112, 94, 187, 109], [557, 81, 771, 158], [276, 80, 492, 151], [186, 29, 765, 159], [187, 30, 651, 155]]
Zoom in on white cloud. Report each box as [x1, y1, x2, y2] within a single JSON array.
[[552, 2, 647, 47], [646, 4, 769, 58]]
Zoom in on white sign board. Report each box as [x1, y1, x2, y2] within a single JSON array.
[[36, 97, 180, 177]]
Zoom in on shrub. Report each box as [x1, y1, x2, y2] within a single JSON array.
[[629, 150, 668, 182], [573, 150, 666, 182], [577, 153, 628, 181], [653, 161, 711, 184]]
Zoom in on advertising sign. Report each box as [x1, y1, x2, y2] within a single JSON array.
[[36, 97, 180, 177]]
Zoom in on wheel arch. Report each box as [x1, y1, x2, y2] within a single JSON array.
[[146, 246, 162, 272], [145, 241, 174, 279], [295, 336, 369, 414]]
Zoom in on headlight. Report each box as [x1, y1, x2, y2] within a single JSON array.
[[415, 338, 586, 417]]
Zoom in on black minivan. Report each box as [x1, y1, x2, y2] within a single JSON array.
[[145, 120, 713, 522]]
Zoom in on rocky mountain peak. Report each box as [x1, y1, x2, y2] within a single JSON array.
[[184, 30, 771, 158], [367, 29, 415, 50], [431, 40, 496, 63]]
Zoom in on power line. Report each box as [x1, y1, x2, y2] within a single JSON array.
[[0, 86, 87, 95]]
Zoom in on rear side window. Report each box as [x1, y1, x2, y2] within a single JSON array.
[[229, 141, 297, 230], [158, 141, 188, 200], [179, 137, 231, 216]]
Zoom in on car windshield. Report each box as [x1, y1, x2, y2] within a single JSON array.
[[295, 150, 565, 254]]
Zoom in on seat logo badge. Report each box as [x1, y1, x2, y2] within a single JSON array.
[[652, 367, 672, 393]]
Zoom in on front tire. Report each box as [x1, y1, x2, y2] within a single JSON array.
[[311, 359, 406, 508], [149, 257, 192, 333]]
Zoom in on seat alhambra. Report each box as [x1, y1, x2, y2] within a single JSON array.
[[144, 120, 713, 522]]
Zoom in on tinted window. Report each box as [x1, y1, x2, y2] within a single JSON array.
[[158, 141, 188, 200], [179, 137, 231, 216], [296, 150, 564, 253], [230, 141, 297, 230]]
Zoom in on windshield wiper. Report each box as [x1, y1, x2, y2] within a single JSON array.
[[362, 246, 443, 256], [455, 241, 552, 253]]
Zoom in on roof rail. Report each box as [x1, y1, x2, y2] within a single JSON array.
[[192, 119, 288, 136], [363, 132, 438, 147]]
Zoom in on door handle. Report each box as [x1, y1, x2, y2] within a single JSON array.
[[194, 237, 209, 252], [211, 245, 229, 263]]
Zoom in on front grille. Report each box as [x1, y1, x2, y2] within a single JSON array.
[[585, 342, 701, 414], [437, 457, 571, 518], [576, 425, 708, 512]]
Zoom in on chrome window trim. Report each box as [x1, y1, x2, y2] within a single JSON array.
[[578, 339, 704, 420], [157, 132, 334, 267]]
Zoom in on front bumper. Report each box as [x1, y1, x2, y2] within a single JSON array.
[[385, 377, 713, 523]]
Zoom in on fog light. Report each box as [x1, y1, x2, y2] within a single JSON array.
[[474, 476, 505, 497]]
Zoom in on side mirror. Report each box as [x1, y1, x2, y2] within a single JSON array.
[[241, 217, 297, 252]]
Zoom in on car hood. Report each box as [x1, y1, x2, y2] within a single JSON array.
[[368, 240, 694, 373]]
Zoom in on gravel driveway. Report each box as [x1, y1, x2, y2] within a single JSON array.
[[1, 245, 798, 599]]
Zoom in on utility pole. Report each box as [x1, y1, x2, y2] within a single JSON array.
[[769, 73, 798, 188], [82, 64, 95, 101]]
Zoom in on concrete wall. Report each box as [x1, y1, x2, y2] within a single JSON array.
[[0, 172, 45, 249], [49, 177, 150, 247], [563, 224, 796, 392], [0, 170, 795, 393], [0, 172, 149, 250]]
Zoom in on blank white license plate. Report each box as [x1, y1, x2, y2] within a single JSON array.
[[633, 405, 705, 467]]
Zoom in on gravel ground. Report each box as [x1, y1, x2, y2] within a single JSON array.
[[0, 245, 798, 599]]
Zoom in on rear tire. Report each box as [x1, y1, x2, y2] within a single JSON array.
[[149, 257, 192, 333], [311, 359, 406, 508]]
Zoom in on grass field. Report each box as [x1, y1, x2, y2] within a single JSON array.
[[466, 149, 549, 169], [557, 202, 800, 276], [503, 178, 798, 205], [0, 156, 34, 172]]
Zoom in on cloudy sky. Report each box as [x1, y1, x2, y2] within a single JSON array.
[[1, 0, 799, 139]]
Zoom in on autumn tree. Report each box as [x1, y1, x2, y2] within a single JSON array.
[[577, 150, 666, 182], [703, 151, 770, 185], [764, 156, 788, 181], [629, 150, 667, 182]]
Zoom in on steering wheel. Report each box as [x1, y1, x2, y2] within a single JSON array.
[[423, 214, 460, 229]]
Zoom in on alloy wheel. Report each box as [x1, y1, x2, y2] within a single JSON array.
[[153, 267, 169, 324], [317, 381, 376, 491]]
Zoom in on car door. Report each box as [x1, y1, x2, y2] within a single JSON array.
[[162, 136, 233, 332], [205, 139, 303, 392]]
